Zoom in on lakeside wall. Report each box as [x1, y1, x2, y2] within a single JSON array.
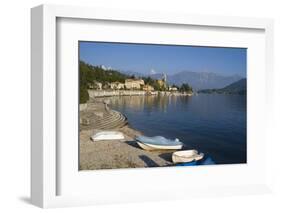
[[88, 89, 193, 99], [88, 90, 149, 99]]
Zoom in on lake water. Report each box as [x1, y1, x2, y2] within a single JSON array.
[[108, 94, 247, 165]]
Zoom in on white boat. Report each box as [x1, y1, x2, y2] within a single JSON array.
[[135, 135, 183, 151], [137, 142, 183, 151], [91, 131, 125, 142], [172, 150, 204, 163]]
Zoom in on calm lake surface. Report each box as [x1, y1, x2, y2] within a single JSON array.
[[108, 94, 247, 165]]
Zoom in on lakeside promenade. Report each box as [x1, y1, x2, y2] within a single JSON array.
[[88, 89, 193, 100]]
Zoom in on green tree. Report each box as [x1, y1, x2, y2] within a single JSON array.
[[80, 86, 89, 103], [179, 83, 193, 93], [79, 60, 133, 103]]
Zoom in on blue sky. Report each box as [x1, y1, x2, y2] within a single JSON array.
[[79, 41, 246, 77]]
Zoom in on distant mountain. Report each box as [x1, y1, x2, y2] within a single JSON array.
[[114, 69, 243, 91], [166, 71, 243, 90], [149, 73, 166, 80], [119, 70, 145, 78], [198, 78, 247, 95]]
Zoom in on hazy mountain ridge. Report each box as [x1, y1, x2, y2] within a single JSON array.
[[198, 78, 247, 95], [120, 70, 145, 78], [118, 70, 243, 91], [166, 71, 242, 90]]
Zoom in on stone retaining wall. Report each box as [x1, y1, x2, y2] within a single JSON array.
[[87, 89, 192, 99], [88, 90, 148, 99]]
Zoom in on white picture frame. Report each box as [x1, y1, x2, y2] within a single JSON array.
[[31, 4, 274, 208]]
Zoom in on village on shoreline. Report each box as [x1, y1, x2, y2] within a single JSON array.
[[86, 75, 194, 98], [79, 61, 198, 170], [79, 61, 194, 104]]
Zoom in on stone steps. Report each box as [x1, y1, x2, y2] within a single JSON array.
[[94, 110, 118, 121], [96, 115, 127, 129], [92, 111, 127, 130], [93, 115, 118, 126], [97, 118, 127, 130], [81, 108, 128, 130]]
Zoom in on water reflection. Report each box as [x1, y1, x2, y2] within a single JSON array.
[[108, 94, 247, 165]]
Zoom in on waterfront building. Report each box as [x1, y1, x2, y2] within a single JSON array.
[[110, 82, 125, 90], [143, 84, 155, 91], [169, 86, 178, 91], [95, 82, 102, 90], [88, 81, 102, 90], [87, 82, 94, 89], [157, 79, 165, 87], [156, 73, 168, 89], [125, 79, 145, 89]]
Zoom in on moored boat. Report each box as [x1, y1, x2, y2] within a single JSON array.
[[175, 156, 215, 166], [172, 150, 204, 164], [135, 135, 183, 151], [91, 131, 125, 142]]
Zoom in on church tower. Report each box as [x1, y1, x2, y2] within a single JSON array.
[[163, 73, 167, 82]]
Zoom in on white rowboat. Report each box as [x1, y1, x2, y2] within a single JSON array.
[[172, 150, 204, 163], [135, 135, 183, 151], [137, 142, 183, 151], [91, 131, 124, 142]]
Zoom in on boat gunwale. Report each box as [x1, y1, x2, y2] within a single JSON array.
[[135, 139, 183, 147], [135, 136, 183, 146]]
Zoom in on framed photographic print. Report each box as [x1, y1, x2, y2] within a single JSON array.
[[78, 42, 247, 171], [31, 4, 274, 208]]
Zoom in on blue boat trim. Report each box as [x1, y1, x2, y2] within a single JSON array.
[[176, 156, 216, 166], [135, 135, 183, 146]]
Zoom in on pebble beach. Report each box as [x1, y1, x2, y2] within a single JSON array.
[[79, 102, 174, 170]]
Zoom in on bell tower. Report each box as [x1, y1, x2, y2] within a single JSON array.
[[163, 73, 167, 82]]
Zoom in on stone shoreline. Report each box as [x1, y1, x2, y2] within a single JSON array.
[[79, 102, 175, 170], [88, 89, 193, 100]]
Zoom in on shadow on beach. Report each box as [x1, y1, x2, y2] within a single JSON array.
[[138, 155, 159, 167], [124, 140, 140, 149], [158, 152, 173, 163], [125, 140, 175, 164]]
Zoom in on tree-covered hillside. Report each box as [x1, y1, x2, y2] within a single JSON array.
[[79, 61, 130, 103], [80, 61, 129, 85], [79, 61, 194, 103]]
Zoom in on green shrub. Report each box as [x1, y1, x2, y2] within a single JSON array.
[[80, 86, 89, 103]]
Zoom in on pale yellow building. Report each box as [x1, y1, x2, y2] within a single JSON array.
[[125, 79, 145, 90], [157, 79, 167, 89], [143, 85, 155, 91]]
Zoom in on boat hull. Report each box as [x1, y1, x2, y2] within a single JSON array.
[[91, 131, 125, 141], [172, 150, 204, 163], [137, 142, 183, 151], [176, 157, 215, 166]]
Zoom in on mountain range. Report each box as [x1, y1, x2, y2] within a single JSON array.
[[121, 70, 243, 90], [165, 71, 243, 90]]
